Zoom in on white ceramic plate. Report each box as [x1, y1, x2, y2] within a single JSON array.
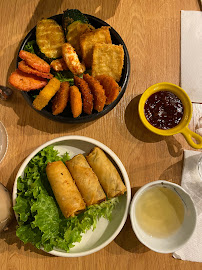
[[13, 135, 131, 257], [0, 122, 8, 163]]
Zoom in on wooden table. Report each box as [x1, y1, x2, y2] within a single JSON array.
[[0, 0, 201, 269]]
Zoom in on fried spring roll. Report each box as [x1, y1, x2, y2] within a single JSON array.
[[86, 147, 127, 198], [66, 154, 106, 206], [46, 161, 86, 218]]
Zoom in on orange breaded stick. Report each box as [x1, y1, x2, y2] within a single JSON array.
[[8, 69, 47, 91], [52, 81, 70, 115], [83, 74, 106, 112], [18, 61, 53, 79], [95, 75, 121, 105], [70, 86, 82, 118], [74, 76, 93, 115], [33, 77, 61, 111], [50, 59, 68, 72], [19, 50, 50, 73]]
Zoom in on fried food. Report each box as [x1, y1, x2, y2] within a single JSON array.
[[95, 75, 121, 105], [62, 43, 86, 75], [46, 161, 86, 218], [83, 74, 106, 112], [19, 50, 50, 73], [8, 69, 47, 91], [69, 86, 82, 118], [80, 26, 112, 68], [36, 19, 65, 59], [52, 81, 70, 115], [50, 58, 68, 72], [66, 21, 94, 56], [33, 77, 61, 111], [92, 44, 124, 82], [18, 60, 53, 79], [74, 76, 93, 114]]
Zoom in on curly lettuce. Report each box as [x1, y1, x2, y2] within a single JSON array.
[[13, 146, 119, 252]]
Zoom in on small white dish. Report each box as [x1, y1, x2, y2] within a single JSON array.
[[13, 135, 131, 257], [130, 180, 197, 253], [0, 122, 8, 163]]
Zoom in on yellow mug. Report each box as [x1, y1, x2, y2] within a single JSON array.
[[138, 82, 202, 149]]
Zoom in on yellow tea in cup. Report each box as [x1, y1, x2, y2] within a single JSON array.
[[135, 186, 185, 238]]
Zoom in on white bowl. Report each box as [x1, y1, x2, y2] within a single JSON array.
[[13, 135, 131, 257], [130, 180, 197, 253]]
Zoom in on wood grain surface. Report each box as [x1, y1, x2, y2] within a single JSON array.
[[0, 0, 201, 269]]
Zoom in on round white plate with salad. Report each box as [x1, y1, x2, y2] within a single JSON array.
[[12, 135, 131, 257]]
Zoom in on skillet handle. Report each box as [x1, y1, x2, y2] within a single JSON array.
[[181, 126, 202, 149]]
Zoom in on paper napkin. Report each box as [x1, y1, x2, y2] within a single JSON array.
[[181, 11, 202, 103], [173, 150, 202, 262]]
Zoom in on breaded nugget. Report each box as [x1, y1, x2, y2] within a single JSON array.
[[18, 61, 53, 79], [69, 86, 82, 118], [83, 74, 106, 112], [52, 81, 70, 115], [92, 44, 124, 82], [19, 50, 50, 73], [80, 26, 112, 68], [50, 59, 68, 72], [74, 76, 93, 114], [33, 77, 60, 111], [62, 43, 85, 75], [8, 69, 47, 91], [66, 21, 94, 56], [36, 19, 65, 59], [95, 75, 121, 105]]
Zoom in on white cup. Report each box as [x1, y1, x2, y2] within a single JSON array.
[[130, 180, 197, 253]]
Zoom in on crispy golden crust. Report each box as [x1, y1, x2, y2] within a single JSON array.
[[33, 77, 61, 111], [92, 44, 124, 82], [86, 147, 127, 198], [18, 60, 53, 79], [8, 69, 47, 91], [19, 50, 50, 73], [95, 75, 120, 105], [62, 43, 86, 75], [83, 74, 106, 112], [80, 26, 112, 68], [46, 161, 86, 217], [74, 76, 93, 115], [50, 58, 68, 72], [36, 19, 65, 59], [69, 86, 82, 118], [66, 21, 94, 56], [52, 81, 70, 115]]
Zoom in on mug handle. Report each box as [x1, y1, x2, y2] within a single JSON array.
[[181, 126, 202, 149]]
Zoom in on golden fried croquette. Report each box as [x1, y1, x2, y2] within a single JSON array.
[[92, 44, 124, 82], [33, 77, 61, 111], [74, 76, 93, 115], [52, 81, 70, 115], [80, 26, 112, 68], [62, 43, 86, 75], [83, 74, 106, 112], [18, 61, 53, 79], [8, 69, 47, 91], [69, 86, 82, 118], [95, 75, 121, 105], [36, 19, 65, 59], [19, 50, 50, 73], [50, 59, 68, 72], [66, 21, 94, 56]]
